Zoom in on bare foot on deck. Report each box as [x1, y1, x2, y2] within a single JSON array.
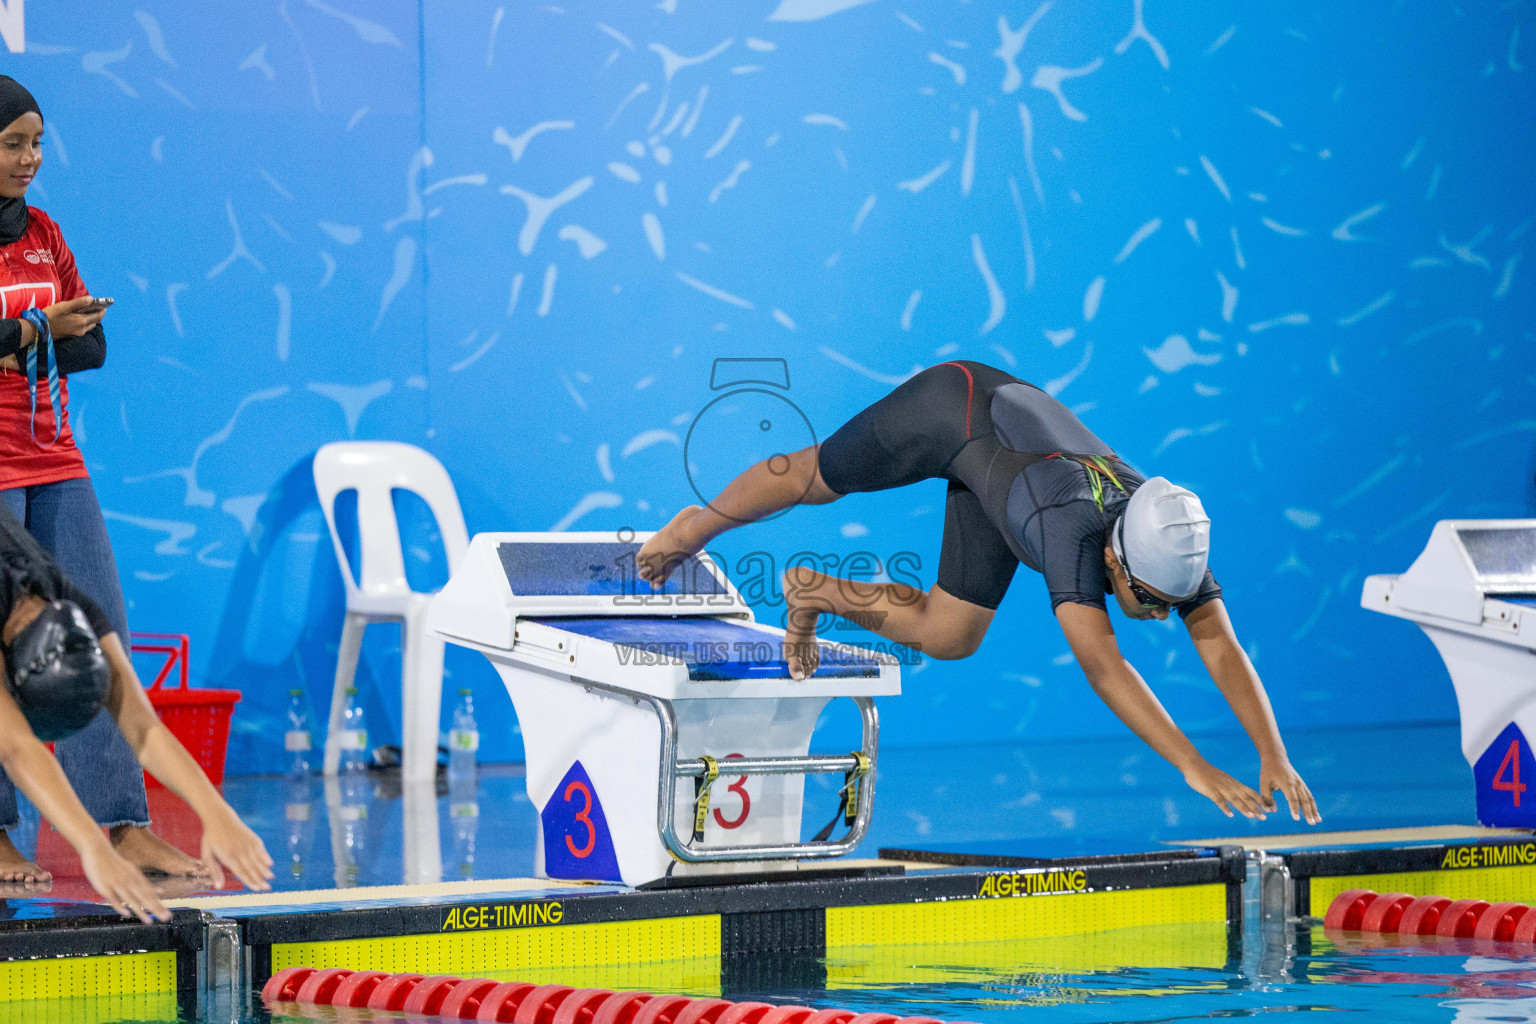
[[0, 831, 50, 883], [783, 568, 832, 680], [111, 825, 208, 878], [637, 505, 706, 586]]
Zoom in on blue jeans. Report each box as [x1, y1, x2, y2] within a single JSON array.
[[0, 477, 149, 830]]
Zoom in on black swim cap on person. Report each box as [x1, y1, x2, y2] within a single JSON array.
[[0, 76, 40, 134], [0, 76, 39, 247], [4, 600, 109, 741]]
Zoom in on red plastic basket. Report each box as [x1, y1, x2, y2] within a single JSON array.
[[131, 632, 241, 788]]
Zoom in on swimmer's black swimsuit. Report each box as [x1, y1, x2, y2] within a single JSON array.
[[817, 361, 1221, 614]]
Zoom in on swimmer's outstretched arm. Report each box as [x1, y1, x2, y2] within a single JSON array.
[[1183, 599, 1320, 824], [1056, 602, 1277, 821], [100, 635, 275, 892], [0, 678, 170, 920]]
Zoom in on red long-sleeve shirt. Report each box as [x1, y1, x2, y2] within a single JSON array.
[[0, 207, 89, 489]]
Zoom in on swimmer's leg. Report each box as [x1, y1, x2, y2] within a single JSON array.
[[638, 446, 837, 585], [782, 483, 1013, 678], [640, 364, 978, 586], [782, 572, 995, 680]]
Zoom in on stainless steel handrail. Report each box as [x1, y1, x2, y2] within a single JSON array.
[[570, 678, 879, 863], [674, 754, 865, 777]]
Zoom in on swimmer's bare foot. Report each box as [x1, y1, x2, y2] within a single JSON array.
[[637, 505, 706, 586], [0, 830, 50, 883], [783, 568, 831, 681], [110, 825, 208, 878]]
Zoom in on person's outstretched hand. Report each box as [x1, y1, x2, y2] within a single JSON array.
[[1182, 760, 1270, 820], [80, 844, 169, 923], [1261, 757, 1322, 825], [198, 806, 274, 892]]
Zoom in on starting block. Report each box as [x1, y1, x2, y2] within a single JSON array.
[[428, 532, 900, 886], [1364, 520, 1536, 827]]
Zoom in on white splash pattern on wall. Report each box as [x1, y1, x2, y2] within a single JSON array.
[[45, 0, 1536, 769]]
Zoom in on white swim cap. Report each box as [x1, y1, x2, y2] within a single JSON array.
[[1112, 477, 1210, 600]]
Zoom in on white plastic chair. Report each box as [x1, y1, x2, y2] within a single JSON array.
[[313, 442, 470, 783]]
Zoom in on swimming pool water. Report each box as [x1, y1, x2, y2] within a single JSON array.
[[0, 721, 1503, 1022], [15, 922, 1536, 1024]]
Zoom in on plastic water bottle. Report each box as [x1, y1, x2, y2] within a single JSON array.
[[447, 688, 479, 783], [338, 686, 370, 773], [284, 774, 314, 880], [450, 784, 479, 878], [284, 689, 313, 777]]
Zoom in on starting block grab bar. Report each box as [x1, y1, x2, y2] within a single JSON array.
[[574, 678, 880, 864]]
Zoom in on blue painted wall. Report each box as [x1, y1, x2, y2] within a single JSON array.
[[7, 1, 1532, 774]]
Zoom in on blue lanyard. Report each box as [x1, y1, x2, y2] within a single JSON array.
[[18, 307, 60, 446]]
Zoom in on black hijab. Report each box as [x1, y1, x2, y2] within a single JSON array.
[[0, 77, 40, 247]]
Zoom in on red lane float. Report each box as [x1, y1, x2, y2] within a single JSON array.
[[1513, 907, 1536, 945], [516, 984, 578, 1024], [260, 966, 1005, 1024], [478, 982, 539, 1022], [758, 1006, 817, 1024], [293, 968, 353, 1004], [1434, 900, 1492, 939], [1323, 889, 1378, 931], [630, 994, 695, 1024], [672, 998, 735, 1024], [367, 972, 427, 1011], [329, 970, 391, 1007], [553, 988, 620, 1024], [1322, 888, 1536, 944], [1359, 893, 1415, 933], [1397, 896, 1453, 936], [1474, 902, 1531, 942], [442, 979, 505, 1019], [716, 1002, 777, 1024], [404, 975, 465, 1015], [260, 966, 317, 1003], [802, 1010, 857, 1024], [593, 992, 654, 1024]]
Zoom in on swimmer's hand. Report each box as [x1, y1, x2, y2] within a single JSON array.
[[81, 844, 170, 923], [1261, 757, 1321, 825], [198, 805, 275, 892], [1182, 761, 1271, 820]]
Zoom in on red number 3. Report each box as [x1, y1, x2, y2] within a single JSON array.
[[713, 753, 751, 830], [1494, 739, 1527, 807], [564, 780, 597, 857]]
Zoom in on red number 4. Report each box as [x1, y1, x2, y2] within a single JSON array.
[[1494, 739, 1527, 807]]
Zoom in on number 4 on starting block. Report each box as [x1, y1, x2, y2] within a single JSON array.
[[1475, 722, 1536, 827]]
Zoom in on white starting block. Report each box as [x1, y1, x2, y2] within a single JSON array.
[[1363, 520, 1536, 827], [427, 532, 901, 886]]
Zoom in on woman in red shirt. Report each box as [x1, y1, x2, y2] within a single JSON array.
[[0, 77, 210, 884]]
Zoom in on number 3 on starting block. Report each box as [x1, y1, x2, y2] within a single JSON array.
[[1475, 722, 1536, 828], [540, 760, 623, 881]]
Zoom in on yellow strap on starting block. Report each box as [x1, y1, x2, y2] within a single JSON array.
[[842, 751, 871, 826], [692, 755, 720, 840]]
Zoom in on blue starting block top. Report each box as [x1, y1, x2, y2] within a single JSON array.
[[499, 541, 726, 598], [1506, 595, 1536, 608], [525, 616, 884, 680]]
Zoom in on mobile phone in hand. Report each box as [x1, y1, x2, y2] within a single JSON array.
[[81, 297, 113, 312]]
